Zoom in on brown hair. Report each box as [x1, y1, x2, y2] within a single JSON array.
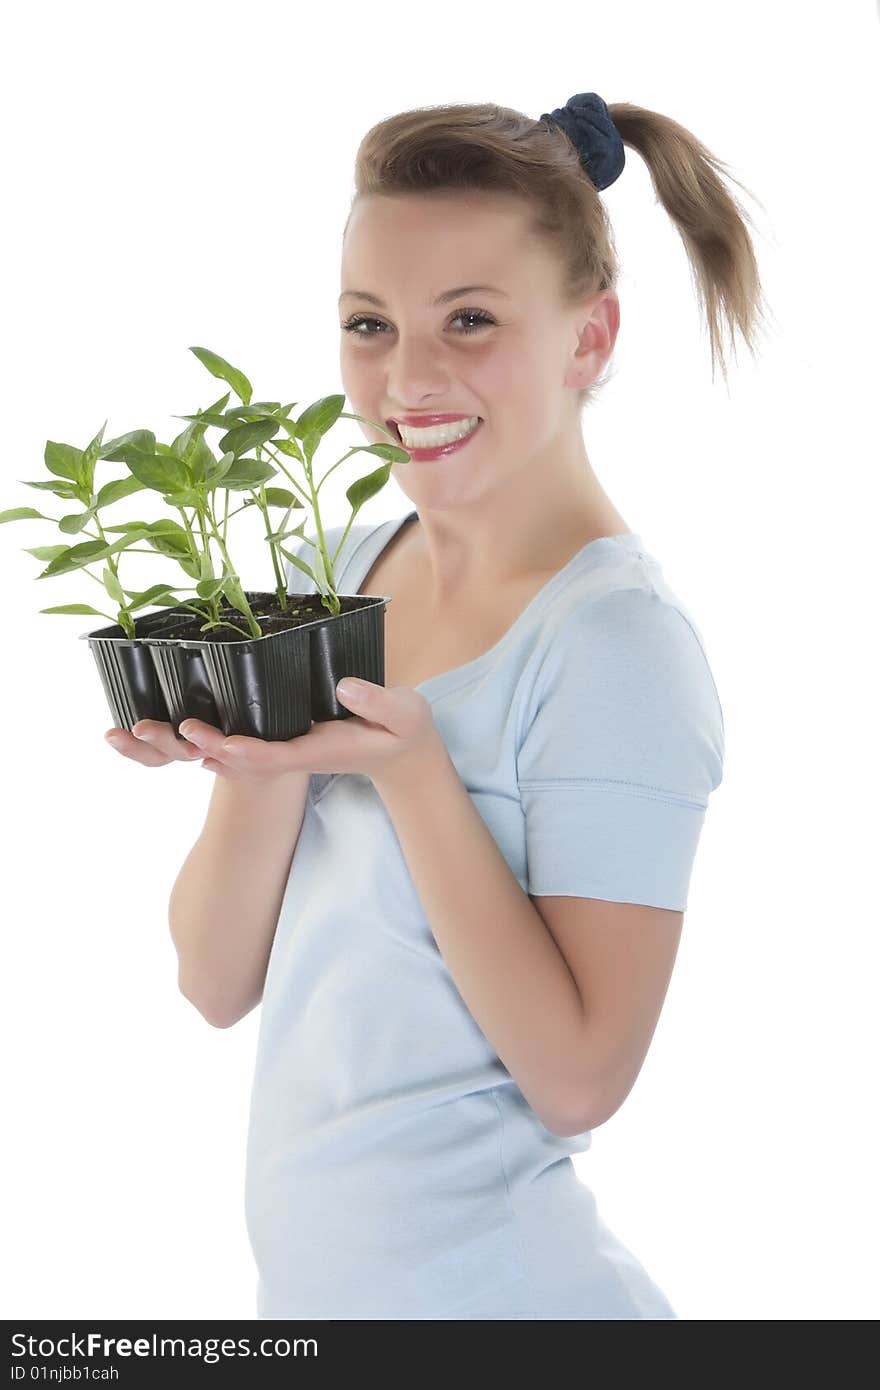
[[343, 100, 772, 405]]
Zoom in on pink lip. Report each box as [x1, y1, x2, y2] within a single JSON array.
[[398, 417, 483, 461], [389, 413, 479, 427]]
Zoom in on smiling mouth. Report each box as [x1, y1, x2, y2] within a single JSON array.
[[387, 419, 483, 444]]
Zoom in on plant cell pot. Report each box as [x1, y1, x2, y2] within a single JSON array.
[[83, 591, 391, 741]]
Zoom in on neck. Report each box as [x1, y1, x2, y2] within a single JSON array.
[[406, 456, 632, 605]]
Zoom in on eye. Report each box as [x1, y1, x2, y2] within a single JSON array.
[[341, 308, 496, 338]]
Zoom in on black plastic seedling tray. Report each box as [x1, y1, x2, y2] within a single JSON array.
[[82, 590, 391, 741]]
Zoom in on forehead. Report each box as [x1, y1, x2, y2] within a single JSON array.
[[341, 192, 548, 292]]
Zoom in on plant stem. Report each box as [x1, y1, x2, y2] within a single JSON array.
[[301, 462, 340, 618], [261, 445, 313, 506], [314, 446, 359, 495], [255, 484, 288, 609]]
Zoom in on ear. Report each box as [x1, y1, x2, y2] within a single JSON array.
[[566, 290, 620, 390]]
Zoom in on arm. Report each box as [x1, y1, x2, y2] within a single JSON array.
[[373, 738, 683, 1137], [527, 894, 683, 1133], [169, 770, 310, 1028], [372, 740, 590, 1136]]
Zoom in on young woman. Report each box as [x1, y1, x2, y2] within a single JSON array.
[[107, 93, 767, 1319]]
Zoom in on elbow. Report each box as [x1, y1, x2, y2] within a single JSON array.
[[178, 974, 245, 1030], [181, 990, 238, 1030], [543, 1105, 594, 1140], [201, 1003, 242, 1030], [547, 1066, 632, 1138]]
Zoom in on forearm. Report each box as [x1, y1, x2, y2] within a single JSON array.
[[372, 737, 587, 1134], [170, 771, 309, 1023]]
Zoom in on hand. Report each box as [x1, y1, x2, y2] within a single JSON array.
[[106, 679, 443, 784], [104, 719, 205, 768]]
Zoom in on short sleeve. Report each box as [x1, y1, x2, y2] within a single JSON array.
[[515, 586, 724, 912]]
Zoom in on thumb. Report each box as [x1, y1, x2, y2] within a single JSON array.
[[335, 678, 426, 736]]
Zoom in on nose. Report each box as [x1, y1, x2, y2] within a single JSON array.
[[383, 344, 460, 408]]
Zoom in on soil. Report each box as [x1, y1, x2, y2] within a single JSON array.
[[148, 592, 350, 643]]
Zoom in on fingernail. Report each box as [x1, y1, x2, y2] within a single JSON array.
[[336, 678, 364, 700]]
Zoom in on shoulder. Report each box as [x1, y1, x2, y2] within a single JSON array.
[[531, 554, 722, 723], [518, 565, 725, 798]]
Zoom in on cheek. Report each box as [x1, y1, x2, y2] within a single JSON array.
[[479, 348, 553, 433], [339, 349, 381, 423]]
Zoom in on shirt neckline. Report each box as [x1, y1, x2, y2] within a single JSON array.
[[343, 508, 644, 701]]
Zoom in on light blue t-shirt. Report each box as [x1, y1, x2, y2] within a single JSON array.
[[244, 508, 724, 1319]]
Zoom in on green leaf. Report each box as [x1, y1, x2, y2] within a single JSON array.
[[196, 576, 227, 600], [103, 566, 125, 603], [301, 429, 321, 461], [39, 530, 148, 578], [353, 440, 411, 463], [99, 428, 157, 464], [39, 604, 112, 617], [126, 452, 190, 493], [41, 540, 109, 575], [58, 509, 95, 534], [220, 457, 277, 490], [265, 522, 308, 544], [161, 489, 202, 507], [96, 475, 146, 509], [128, 594, 179, 615], [218, 418, 279, 459], [174, 410, 229, 430], [262, 487, 302, 509], [345, 462, 393, 513], [221, 573, 250, 617], [137, 520, 195, 560], [171, 389, 232, 428], [221, 402, 283, 423], [169, 418, 215, 481], [23, 544, 68, 561], [203, 451, 235, 486], [103, 519, 182, 537], [189, 346, 252, 405], [199, 547, 214, 581], [0, 507, 46, 523], [279, 545, 316, 585], [296, 394, 346, 440], [44, 440, 84, 483], [20, 479, 80, 499], [110, 523, 196, 569], [271, 437, 305, 462], [312, 543, 329, 594], [123, 584, 183, 613], [80, 421, 108, 494]]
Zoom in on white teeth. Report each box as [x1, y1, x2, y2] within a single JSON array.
[[398, 416, 480, 448]]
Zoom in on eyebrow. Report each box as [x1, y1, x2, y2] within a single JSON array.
[[338, 284, 509, 308]]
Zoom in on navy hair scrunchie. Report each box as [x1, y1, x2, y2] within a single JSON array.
[[538, 92, 625, 191]]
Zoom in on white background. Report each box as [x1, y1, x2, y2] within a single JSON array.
[[2, 0, 878, 1321]]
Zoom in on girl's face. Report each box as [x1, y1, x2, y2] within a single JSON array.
[[339, 191, 614, 512]]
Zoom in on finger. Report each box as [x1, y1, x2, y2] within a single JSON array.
[[208, 731, 301, 775], [197, 756, 246, 779], [105, 728, 175, 767], [176, 718, 234, 760], [131, 720, 203, 761]]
